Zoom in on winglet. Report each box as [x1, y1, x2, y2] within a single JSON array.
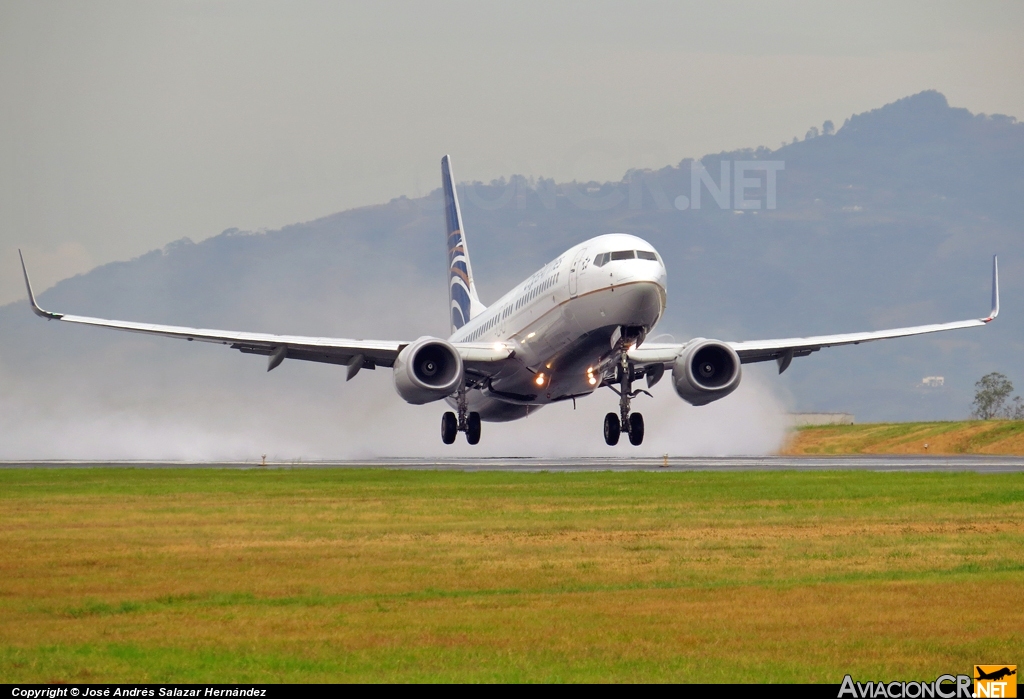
[[985, 255, 999, 322], [18, 250, 63, 320]]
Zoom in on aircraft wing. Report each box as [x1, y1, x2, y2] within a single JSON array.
[[19, 251, 512, 375], [629, 256, 999, 374]]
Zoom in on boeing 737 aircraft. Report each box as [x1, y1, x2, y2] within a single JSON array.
[[20, 156, 999, 446]]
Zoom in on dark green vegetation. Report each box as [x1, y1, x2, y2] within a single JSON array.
[[784, 420, 1024, 454], [972, 373, 1024, 421], [1, 468, 1022, 682]]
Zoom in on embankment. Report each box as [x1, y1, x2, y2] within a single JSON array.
[[782, 420, 1024, 455]]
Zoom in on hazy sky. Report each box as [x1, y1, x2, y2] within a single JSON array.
[[2, 0, 1022, 305]]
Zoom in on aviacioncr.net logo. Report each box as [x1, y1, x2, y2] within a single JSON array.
[[974, 665, 1017, 698], [839, 674, 972, 698]]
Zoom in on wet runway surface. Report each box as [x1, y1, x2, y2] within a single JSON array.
[[3, 455, 1023, 472]]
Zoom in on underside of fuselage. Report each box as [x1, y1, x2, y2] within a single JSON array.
[[451, 278, 666, 422]]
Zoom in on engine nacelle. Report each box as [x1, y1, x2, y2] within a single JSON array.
[[672, 338, 742, 406], [393, 336, 464, 405]]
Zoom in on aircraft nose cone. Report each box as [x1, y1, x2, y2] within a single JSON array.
[[617, 280, 665, 327]]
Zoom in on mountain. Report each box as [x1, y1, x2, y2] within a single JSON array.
[[1, 91, 1020, 458]]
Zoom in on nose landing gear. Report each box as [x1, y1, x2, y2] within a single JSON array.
[[627, 412, 644, 446], [442, 383, 482, 445], [604, 329, 649, 446], [466, 412, 481, 444], [441, 411, 458, 444]]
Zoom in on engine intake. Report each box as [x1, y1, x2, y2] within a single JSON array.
[[672, 338, 741, 406], [393, 337, 464, 404]]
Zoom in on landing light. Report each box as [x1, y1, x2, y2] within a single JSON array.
[[535, 373, 546, 386], [492, 342, 503, 351], [526, 332, 536, 339]]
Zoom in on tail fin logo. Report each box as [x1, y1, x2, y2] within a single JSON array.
[[442, 156, 477, 331], [449, 230, 472, 330]]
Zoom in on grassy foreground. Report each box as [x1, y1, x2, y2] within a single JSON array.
[[0, 468, 1022, 683], [784, 420, 1024, 455]]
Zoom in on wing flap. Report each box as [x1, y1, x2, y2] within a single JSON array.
[[234, 344, 385, 369]]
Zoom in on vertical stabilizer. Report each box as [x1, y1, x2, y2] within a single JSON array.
[[442, 155, 486, 332]]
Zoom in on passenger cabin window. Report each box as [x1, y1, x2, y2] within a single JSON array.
[[637, 250, 658, 261]]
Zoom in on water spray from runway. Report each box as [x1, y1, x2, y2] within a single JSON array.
[[0, 352, 790, 461]]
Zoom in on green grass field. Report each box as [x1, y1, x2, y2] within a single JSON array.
[[1, 468, 1022, 683]]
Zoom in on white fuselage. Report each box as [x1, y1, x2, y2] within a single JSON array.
[[447, 233, 667, 421]]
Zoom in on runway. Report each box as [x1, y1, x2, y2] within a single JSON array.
[[2, 455, 1023, 472]]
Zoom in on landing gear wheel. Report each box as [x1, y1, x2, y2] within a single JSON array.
[[628, 412, 645, 446], [604, 412, 621, 446], [441, 412, 458, 444], [466, 412, 482, 445]]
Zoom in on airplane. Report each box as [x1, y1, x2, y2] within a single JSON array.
[[976, 667, 1016, 682], [20, 155, 1000, 446]]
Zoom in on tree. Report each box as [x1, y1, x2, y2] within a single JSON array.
[[822, 120, 835, 136], [805, 126, 819, 140], [1010, 396, 1024, 420], [972, 372, 1015, 419]]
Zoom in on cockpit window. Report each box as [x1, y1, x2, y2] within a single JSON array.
[[595, 250, 658, 265]]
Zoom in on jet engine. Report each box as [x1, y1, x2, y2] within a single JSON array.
[[671, 338, 742, 406], [393, 337, 464, 404]]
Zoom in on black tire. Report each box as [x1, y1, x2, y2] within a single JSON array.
[[466, 412, 482, 445], [628, 412, 645, 446], [604, 412, 620, 446], [441, 411, 458, 444]]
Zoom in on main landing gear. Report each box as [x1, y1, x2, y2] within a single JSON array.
[[604, 412, 644, 446], [442, 383, 481, 445], [604, 330, 648, 446]]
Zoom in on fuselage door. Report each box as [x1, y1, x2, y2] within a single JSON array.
[[568, 247, 587, 298]]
